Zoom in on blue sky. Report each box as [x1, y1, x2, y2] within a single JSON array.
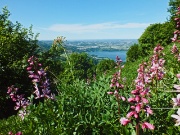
[[0, 0, 170, 40]]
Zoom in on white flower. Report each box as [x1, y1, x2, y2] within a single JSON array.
[[171, 108, 180, 126]]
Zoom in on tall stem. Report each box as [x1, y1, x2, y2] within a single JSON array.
[[136, 114, 140, 135], [116, 96, 121, 116]]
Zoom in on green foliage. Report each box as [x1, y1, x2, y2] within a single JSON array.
[[2, 1, 180, 134], [139, 22, 174, 46], [127, 22, 174, 62], [168, 0, 180, 22], [0, 100, 63, 134], [0, 7, 39, 118], [61, 52, 95, 82], [126, 43, 141, 62], [96, 59, 116, 75], [0, 76, 130, 134]]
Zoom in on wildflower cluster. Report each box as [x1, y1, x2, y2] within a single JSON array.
[[107, 56, 125, 114], [120, 44, 166, 132], [120, 62, 154, 131], [7, 56, 55, 121], [108, 56, 125, 98], [7, 85, 30, 119], [150, 44, 165, 81], [171, 7, 180, 61], [27, 56, 55, 100], [171, 6, 180, 126]]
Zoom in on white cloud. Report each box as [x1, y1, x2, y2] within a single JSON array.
[[46, 22, 151, 33], [35, 22, 152, 40]]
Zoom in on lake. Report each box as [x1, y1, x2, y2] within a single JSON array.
[[87, 50, 127, 62]]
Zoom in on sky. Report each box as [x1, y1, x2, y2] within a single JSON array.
[[0, 0, 170, 40]]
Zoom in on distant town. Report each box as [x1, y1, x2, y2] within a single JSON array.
[[38, 39, 138, 53]]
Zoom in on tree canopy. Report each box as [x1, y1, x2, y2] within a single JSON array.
[[0, 7, 39, 118]]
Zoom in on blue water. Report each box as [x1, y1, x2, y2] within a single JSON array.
[[88, 50, 127, 62]]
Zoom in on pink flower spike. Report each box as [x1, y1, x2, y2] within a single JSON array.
[[120, 117, 130, 126], [141, 122, 155, 130], [171, 108, 180, 126]]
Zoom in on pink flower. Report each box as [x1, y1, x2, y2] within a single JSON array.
[[172, 34, 178, 42], [8, 131, 13, 135], [116, 82, 120, 87], [128, 97, 135, 102], [15, 131, 22, 135], [141, 97, 148, 104], [135, 96, 141, 102], [177, 74, 180, 79], [131, 89, 139, 95], [171, 108, 180, 126], [135, 103, 141, 113], [141, 122, 155, 130], [120, 117, 130, 125], [144, 106, 153, 117], [175, 18, 179, 21], [110, 83, 114, 88], [146, 107, 153, 115], [172, 94, 180, 107], [127, 111, 138, 118], [134, 112, 138, 118], [107, 91, 114, 95], [171, 44, 179, 54], [130, 106, 135, 109], [26, 67, 32, 70], [126, 111, 134, 118], [120, 96, 126, 101], [153, 44, 164, 53], [174, 85, 180, 90]]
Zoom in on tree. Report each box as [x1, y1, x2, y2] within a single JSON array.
[[138, 22, 174, 47], [96, 59, 116, 75], [62, 52, 95, 82], [126, 44, 140, 62], [0, 7, 39, 118], [168, 0, 180, 22]]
